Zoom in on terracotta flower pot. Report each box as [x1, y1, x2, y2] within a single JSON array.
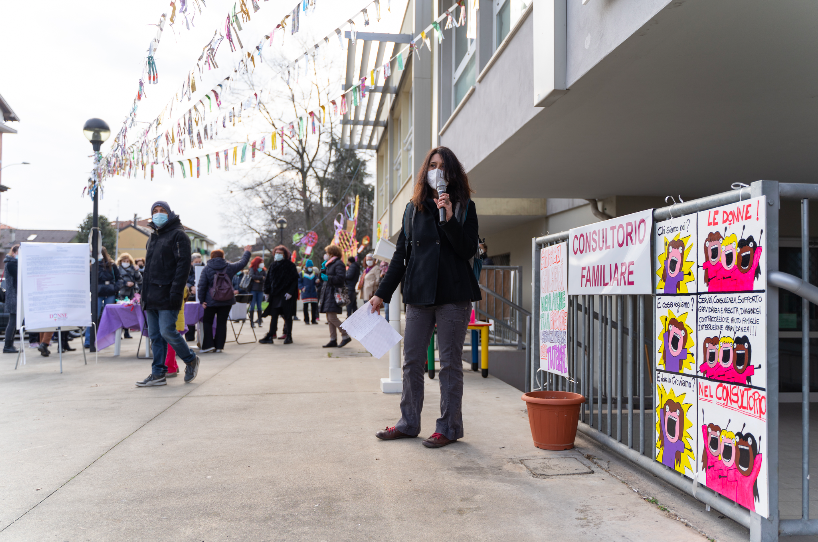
[[521, 391, 585, 450]]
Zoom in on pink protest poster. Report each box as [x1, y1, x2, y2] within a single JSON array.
[[539, 243, 568, 378], [696, 391, 768, 517], [697, 197, 766, 293]]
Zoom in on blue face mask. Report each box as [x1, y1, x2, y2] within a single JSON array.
[[152, 213, 168, 228], [274, 253, 284, 261]]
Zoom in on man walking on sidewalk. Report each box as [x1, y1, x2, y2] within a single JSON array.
[[136, 201, 200, 387]]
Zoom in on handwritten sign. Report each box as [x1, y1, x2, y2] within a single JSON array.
[[649, 198, 769, 518], [655, 215, 697, 294], [568, 209, 653, 294], [539, 243, 568, 378], [697, 197, 766, 293]]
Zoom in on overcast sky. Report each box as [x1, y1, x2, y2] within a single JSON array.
[[1, 0, 406, 246]]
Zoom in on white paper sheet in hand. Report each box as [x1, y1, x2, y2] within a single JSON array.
[[341, 304, 402, 359]]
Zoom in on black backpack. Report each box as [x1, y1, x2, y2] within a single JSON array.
[[402, 199, 482, 279]]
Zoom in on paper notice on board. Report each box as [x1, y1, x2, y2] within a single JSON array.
[[341, 304, 402, 359]]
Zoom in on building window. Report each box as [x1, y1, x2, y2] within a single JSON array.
[[494, 0, 530, 50], [453, 19, 476, 108], [495, 0, 510, 48]]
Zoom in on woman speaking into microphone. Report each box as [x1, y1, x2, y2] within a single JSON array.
[[369, 146, 481, 448]]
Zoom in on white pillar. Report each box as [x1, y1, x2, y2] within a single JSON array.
[[381, 290, 403, 393]]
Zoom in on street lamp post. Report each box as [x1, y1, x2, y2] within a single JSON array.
[[276, 217, 288, 245], [83, 118, 110, 353]]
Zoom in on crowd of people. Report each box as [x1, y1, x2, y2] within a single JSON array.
[[4, 144, 483, 451]]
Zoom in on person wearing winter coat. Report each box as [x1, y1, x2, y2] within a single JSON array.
[[197, 246, 252, 353], [84, 247, 122, 352], [3, 245, 19, 353], [358, 253, 381, 302], [187, 253, 204, 300], [298, 259, 319, 324], [138, 201, 200, 387], [259, 246, 299, 344], [116, 252, 142, 338], [247, 257, 266, 327], [116, 252, 142, 300], [370, 146, 481, 449], [345, 256, 361, 317], [318, 244, 351, 348]]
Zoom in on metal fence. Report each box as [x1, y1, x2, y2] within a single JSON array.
[[475, 266, 525, 348], [528, 180, 818, 540]]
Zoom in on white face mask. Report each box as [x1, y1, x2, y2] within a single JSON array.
[[121, 262, 131, 268], [323, 254, 329, 261], [366, 259, 374, 266], [427, 168, 446, 191], [274, 253, 284, 261]]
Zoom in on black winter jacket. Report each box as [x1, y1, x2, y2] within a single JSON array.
[[345, 261, 361, 290], [96, 264, 122, 298], [249, 267, 266, 292], [117, 264, 142, 299], [4, 256, 17, 313], [375, 198, 481, 305], [141, 213, 192, 310], [262, 260, 298, 316], [197, 251, 252, 307], [318, 258, 347, 313]]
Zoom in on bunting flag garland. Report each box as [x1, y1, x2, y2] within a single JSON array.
[[188, 159, 193, 177], [241, 143, 247, 163], [432, 21, 444, 42], [251, 141, 256, 161], [216, 149, 221, 168], [224, 149, 229, 170], [196, 157, 200, 178], [206, 153, 211, 173], [233, 146, 238, 165], [178, 160, 186, 178], [102, 0, 469, 182]]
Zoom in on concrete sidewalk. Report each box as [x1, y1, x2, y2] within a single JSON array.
[[0, 323, 741, 541]]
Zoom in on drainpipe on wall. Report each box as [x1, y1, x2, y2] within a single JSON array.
[[585, 199, 612, 220]]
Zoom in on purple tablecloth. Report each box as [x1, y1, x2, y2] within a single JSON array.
[[97, 302, 205, 351], [185, 302, 204, 326], [97, 303, 145, 350]]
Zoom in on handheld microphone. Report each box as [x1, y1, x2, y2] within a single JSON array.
[[435, 171, 447, 225]]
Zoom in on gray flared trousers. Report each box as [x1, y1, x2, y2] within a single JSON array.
[[395, 302, 471, 440]]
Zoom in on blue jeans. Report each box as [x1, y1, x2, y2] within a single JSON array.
[[85, 295, 116, 346], [249, 291, 264, 315], [144, 309, 196, 377]]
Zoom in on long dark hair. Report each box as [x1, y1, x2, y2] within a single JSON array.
[[411, 146, 473, 212]]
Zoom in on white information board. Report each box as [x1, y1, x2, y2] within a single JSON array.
[[568, 209, 653, 295], [17, 242, 92, 330]]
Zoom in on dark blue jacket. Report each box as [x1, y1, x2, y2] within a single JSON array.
[[197, 251, 251, 307], [298, 272, 319, 301]]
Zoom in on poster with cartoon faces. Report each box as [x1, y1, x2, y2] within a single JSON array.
[[696, 398, 768, 517], [698, 197, 766, 293], [655, 216, 697, 294], [655, 375, 698, 479], [696, 293, 765, 388], [655, 296, 697, 374]]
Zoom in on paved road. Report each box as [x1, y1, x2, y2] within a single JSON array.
[[0, 323, 708, 541]]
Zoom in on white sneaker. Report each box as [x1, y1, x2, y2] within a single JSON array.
[[201, 347, 215, 353], [215, 349, 222, 353]]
